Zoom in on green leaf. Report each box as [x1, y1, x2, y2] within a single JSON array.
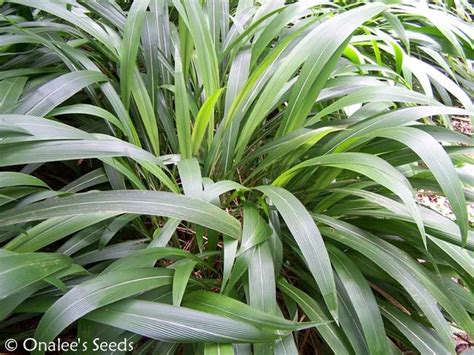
[[307, 86, 436, 125], [13, 71, 107, 116], [85, 299, 279, 343], [172, 260, 197, 306], [242, 126, 340, 181], [0, 77, 27, 109], [192, 88, 224, 154], [0, 172, 48, 189], [35, 268, 174, 342], [204, 343, 234, 355], [315, 215, 462, 351], [57, 225, 105, 256], [183, 291, 323, 332], [367, 126, 468, 244], [130, 70, 160, 154], [204, 181, 249, 203], [174, 46, 193, 159], [5, 214, 115, 252], [255, 186, 337, 320], [319, 106, 471, 154], [238, 205, 272, 261], [276, 152, 426, 247], [104, 248, 202, 277], [0, 252, 72, 300], [329, 246, 390, 354], [380, 303, 450, 355], [172, 0, 219, 98], [248, 239, 276, 314], [99, 214, 138, 249], [5, 0, 115, 53], [48, 104, 125, 133], [0, 114, 91, 140], [277, 278, 351, 354], [120, 0, 150, 109], [278, 3, 386, 135], [150, 219, 181, 248], [0, 190, 241, 239], [0, 264, 86, 321], [177, 158, 203, 198]]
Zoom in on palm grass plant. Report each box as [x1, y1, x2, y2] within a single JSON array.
[[0, 0, 473, 353]]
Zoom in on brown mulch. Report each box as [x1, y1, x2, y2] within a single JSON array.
[[452, 116, 472, 136]]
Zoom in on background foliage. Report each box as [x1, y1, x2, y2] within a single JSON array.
[[0, 0, 473, 353]]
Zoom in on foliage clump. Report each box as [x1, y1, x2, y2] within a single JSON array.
[[0, 0, 473, 354]]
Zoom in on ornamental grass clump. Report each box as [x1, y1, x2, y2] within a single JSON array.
[[0, 0, 473, 354]]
